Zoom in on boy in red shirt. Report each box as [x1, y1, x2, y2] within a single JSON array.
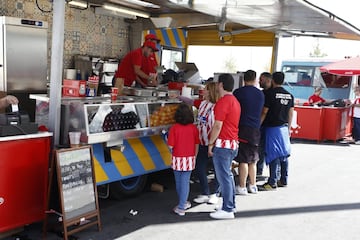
[[168, 104, 200, 216], [308, 87, 326, 105]]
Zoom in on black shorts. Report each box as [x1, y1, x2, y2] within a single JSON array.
[[234, 142, 259, 164]]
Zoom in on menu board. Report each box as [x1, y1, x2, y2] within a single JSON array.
[[56, 147, 97, 220]]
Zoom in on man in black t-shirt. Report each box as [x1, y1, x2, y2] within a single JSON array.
[[259, 72, 294, 191], [257, 72, 272, 177]]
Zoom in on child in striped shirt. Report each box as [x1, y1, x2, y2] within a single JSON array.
[[168, 103, 200, 216]]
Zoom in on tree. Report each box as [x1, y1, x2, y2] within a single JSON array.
[[309, 38, 327, 57], [223, 54, 237, 72]]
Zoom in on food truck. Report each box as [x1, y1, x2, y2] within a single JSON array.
[[2, 0, 360, 235]]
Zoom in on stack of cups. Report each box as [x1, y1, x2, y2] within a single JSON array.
[[111, 87, 118, 102]]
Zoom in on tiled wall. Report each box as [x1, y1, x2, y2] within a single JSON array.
[[0, 0, 133, 68]]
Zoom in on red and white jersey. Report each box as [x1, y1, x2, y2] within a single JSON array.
[[214, 139, 239, 150], [172, 156, 196, 171], [196, 100, 215, 146]]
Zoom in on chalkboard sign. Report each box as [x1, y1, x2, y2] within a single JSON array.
[[56, 147, 97, 220], [51, 146, 101, 240]]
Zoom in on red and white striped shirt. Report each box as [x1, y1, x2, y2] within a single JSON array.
[[214, 138, 239, 150], [172, 156, 196, 171], [196, 100, 215, 146]]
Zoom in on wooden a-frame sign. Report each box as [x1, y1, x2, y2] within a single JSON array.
[[43, 146, 101, 240]]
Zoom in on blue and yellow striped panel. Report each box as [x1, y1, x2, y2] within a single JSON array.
[[92, 135, 172, 185], [145, 29, 187, 49]]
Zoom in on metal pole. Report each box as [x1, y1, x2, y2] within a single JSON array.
[[48, 0, 65, 145]]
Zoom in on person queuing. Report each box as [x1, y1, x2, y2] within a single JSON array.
[[208, 73, 240, 220], [179, 82, 220, 205], [167, 103, 200, 216], [259, 72, 294, 191], [308, 86, 326, 105], [233, 70, 264, 195], [257, 72, 272, 177], [140, 34, 161, 87], [113, 41, 158, 92], [351, 86, 360, 144], [0, 95, 19, 109]]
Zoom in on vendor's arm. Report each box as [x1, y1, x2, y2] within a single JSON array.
[[178, 95, 194, 105], [134, 65, 153, 88], [0, 95, 18, 109]]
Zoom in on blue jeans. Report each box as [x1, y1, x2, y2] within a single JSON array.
[[212, 147, 238, 212], [173, 170, 192, 210], [195, 145, 220, 195], [353, 117, 360, 141], [268, 157, 289, 186]]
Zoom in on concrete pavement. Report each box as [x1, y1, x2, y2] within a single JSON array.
[[3, 141, 360, 240]]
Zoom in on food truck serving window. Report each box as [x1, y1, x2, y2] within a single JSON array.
[[160, 46, 185, 71]]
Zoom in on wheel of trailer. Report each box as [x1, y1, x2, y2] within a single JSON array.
[[109, 175, 148, 200]]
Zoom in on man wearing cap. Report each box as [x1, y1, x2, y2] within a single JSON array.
[[114, 41, 159, 92], [140, 34, 161, 86]]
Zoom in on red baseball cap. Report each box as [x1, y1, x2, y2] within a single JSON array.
[[145, 33, 161, 43], [143, 40, 159, 52]]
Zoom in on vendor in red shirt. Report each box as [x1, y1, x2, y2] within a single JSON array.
[[308, 87, 326, 105], [140, 34, 161, 86], [113, 41, 158, 93]]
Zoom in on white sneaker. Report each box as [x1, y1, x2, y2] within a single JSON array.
[[210, 210, 235, 219], [235, 186, 248, 195], [185, 201, 192, 209], [193, 195, 209, 203], [215, 205, 237, 213], [207, 194, 220, 205], [355, 140, 360, 145], [248, 185, 258, 194]]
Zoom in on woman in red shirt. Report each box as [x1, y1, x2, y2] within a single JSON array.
[[168, 104, 200, 216], [308, 87, 326, 105]]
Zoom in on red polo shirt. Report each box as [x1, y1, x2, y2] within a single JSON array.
[[115, 48, 144, 87], [308, 94, 325, 104]]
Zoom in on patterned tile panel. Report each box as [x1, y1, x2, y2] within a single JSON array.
[[2, 1, 132, 68]]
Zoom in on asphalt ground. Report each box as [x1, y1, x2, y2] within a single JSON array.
[[3, 140, 360, 240]]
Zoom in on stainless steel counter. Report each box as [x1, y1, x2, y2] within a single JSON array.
[[0, 132, 52, 142]]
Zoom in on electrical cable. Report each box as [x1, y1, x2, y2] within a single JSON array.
[[36, 0, 53, 13]]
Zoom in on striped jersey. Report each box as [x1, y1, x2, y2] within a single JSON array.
[[195, 100, 215, 146]]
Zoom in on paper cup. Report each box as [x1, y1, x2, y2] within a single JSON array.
[[111, 87, 118, 102], [69, 131, 81, 148]]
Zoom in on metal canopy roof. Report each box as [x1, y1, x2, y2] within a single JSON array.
[[84, 0, 360, 39]]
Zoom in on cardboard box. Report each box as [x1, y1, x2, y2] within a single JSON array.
[[62, 79, 86, 97]]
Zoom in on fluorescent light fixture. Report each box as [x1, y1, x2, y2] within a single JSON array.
[[110, 0, 160, 9], [95, 7, 137, 19], [103, 4, 150, 18], [68, 0, 88, 9]]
